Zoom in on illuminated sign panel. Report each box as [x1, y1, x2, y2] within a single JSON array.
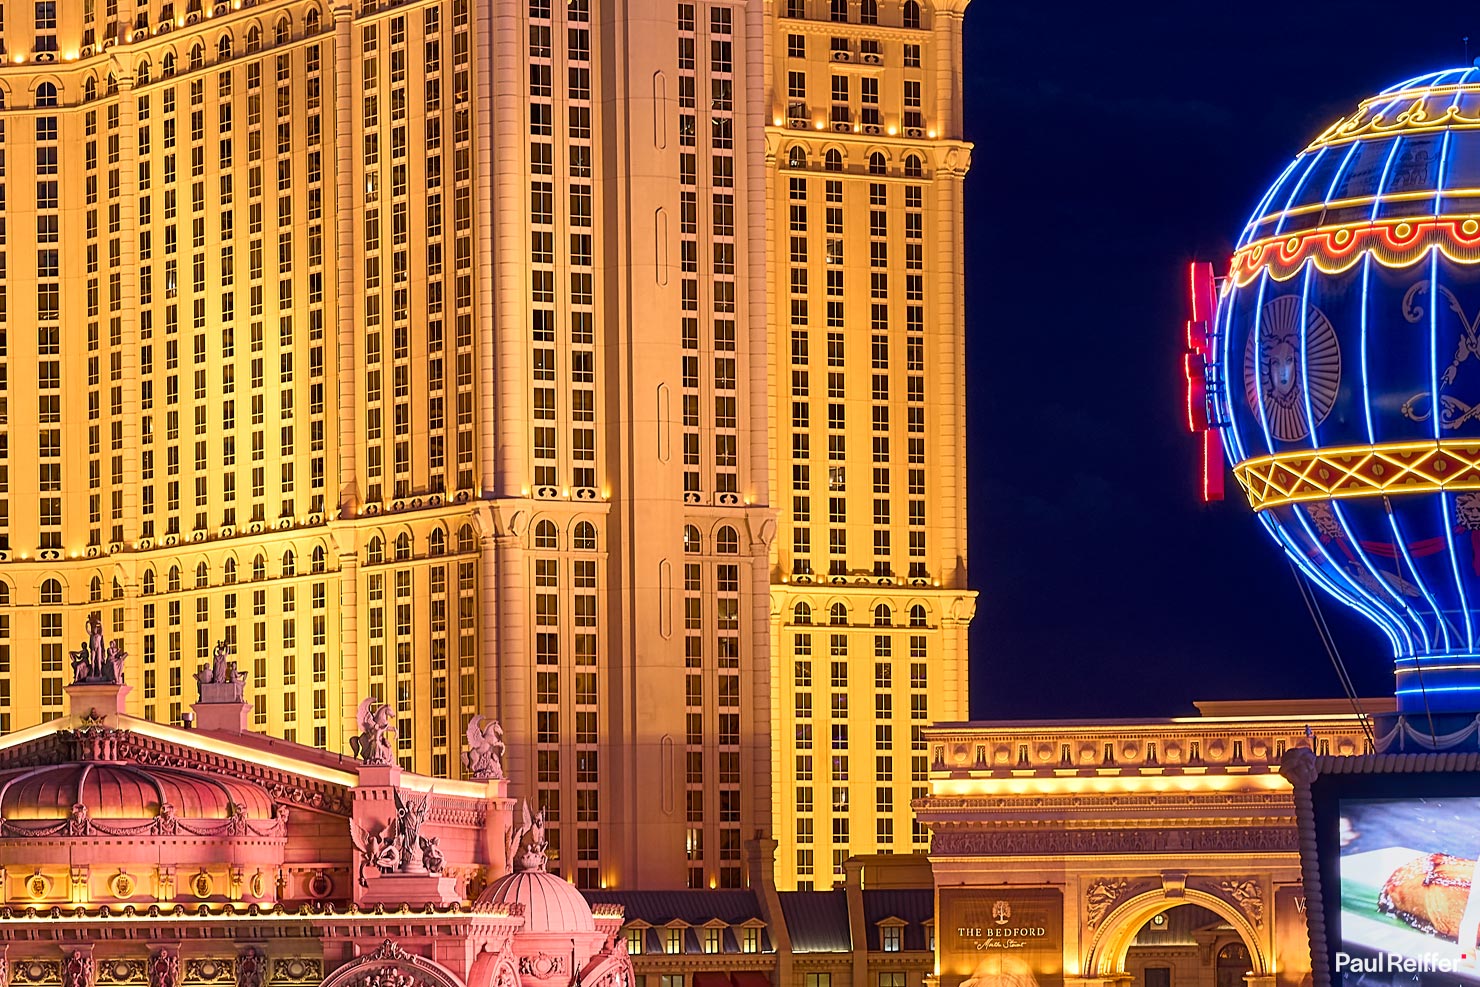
[[938, 888, 1063, 987]]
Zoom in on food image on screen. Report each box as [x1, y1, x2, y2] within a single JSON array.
[[1337, 798, 1480, 984], [1378, 852, 1479, 940]]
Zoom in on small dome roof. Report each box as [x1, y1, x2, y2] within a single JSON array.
[[479, 870, 595, 932], [0, 762, 274, 821]]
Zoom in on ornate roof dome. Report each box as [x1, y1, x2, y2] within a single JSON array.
[[0, 761, 275, 821], [478, 870, 596, 932]]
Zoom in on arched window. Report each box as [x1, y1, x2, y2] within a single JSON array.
[[189, 43, 204, 69], [112, 578, 123, 599], [274, 17, 291, 44], [142, 570, 156, 595], [716, 526, 739, 554], [0, 89, 9, 109], [394, 533, 411, 560], [367, 537, 384, 564], [0, 582, 9, 606], [869, 151, 887, 175], [282, 550, 296, 577], [136, 61, 151, 84], [245, 26, 262, 52], [902, 0, 920, 28], [683, 525, 701, 554], [252, 554, 267, 581], [305, 8, 321, 32], [874, 604, 892, 626], [825, 148, 843, 171], [82, 77, 96, 101], [41, 579, 63, 605], [89, 577, 103, 602], [457, 524, 476, 553], [162, 52, 176, 76], [429, 529, 446, 556], [217, 35, 233, 59], [904, 154, 923, 178], [793, 602, 812, 625], [788, 146, 807, 168], [224, 558, 238, 584], [168, 566, 182, 592], [35, 82, 58, 108], [860, 0, 877, 23], [829, 602, 848, 625], [909, 604, 927, 627], [196, 562, 209, 587], [312, 545, 326, 573], [534, 520, 558, 549], [574, 521, 597, 550], [106, 73, 118, 96], [829, 0, 847, 21]]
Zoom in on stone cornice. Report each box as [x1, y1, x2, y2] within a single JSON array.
[[931, 825, 1299, 857]]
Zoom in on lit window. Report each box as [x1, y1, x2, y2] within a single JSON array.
[[881, 925, 903, 952]]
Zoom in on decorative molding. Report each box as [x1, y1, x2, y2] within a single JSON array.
[[1216, 878, 1265, 927], [931, 826, 1298, 856], [1085, 878, 1130, 929]]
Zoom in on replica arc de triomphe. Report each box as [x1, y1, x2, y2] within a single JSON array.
[[916, 700, 1378, 987]]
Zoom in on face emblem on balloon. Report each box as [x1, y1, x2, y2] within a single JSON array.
[[1243, 294, 1341, 442]]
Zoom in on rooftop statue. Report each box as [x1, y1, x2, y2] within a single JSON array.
[[194, 639, 247, 703], [506, 799, 549, 873], [349, 698, 396, 766], [460, 715, 505, 780], [71, 612, 127, 685]]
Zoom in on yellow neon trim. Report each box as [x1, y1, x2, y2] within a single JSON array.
[[1232, 440, 1480, 511]]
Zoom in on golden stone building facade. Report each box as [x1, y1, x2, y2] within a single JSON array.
[[916, 700, 1385, 987], [0, 0, 971, 890], [763, 0, 974, 889]]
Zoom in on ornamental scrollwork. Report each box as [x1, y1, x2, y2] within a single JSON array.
[[1217, 878, 1265, 927], [1085, 878, 1129, 929]]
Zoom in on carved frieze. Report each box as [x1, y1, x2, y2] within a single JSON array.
[[931, 825, 1298, 856]]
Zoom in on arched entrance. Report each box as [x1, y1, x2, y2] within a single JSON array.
[[1215, 942, 1251, 987], [1085, 890, 1266, 983]]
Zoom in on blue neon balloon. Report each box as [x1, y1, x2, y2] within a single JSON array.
[[1218, 68, 1480, 718]]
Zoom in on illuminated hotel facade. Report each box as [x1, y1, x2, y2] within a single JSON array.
[[0, 0, 970, 890]]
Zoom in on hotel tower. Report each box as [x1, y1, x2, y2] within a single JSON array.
[[0, 0, 969, 890]]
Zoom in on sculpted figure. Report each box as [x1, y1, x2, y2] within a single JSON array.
[[195, 639, 247, 701], [71, 612, 127, 685], [395, 789, 432, 872], [420, 835, 446, 874], [63, 950, 93, 987], [461, 716, 506, 780], [235, 950, 266, 987], [148, 950, 180, 987], [506, 799, 550, 872], [349, 698, 396, 765], [349, 816, 402, 886]]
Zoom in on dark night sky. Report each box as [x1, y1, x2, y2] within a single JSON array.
[[962, 4, 1480, 719]]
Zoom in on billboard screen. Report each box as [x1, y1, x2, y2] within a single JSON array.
[[1336, 797, 1480, 983], [1290, 750, 1480, 987]]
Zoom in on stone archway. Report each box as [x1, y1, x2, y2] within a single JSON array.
[[1085, 889, 1267, 983], [319, 940, 468, 987]]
